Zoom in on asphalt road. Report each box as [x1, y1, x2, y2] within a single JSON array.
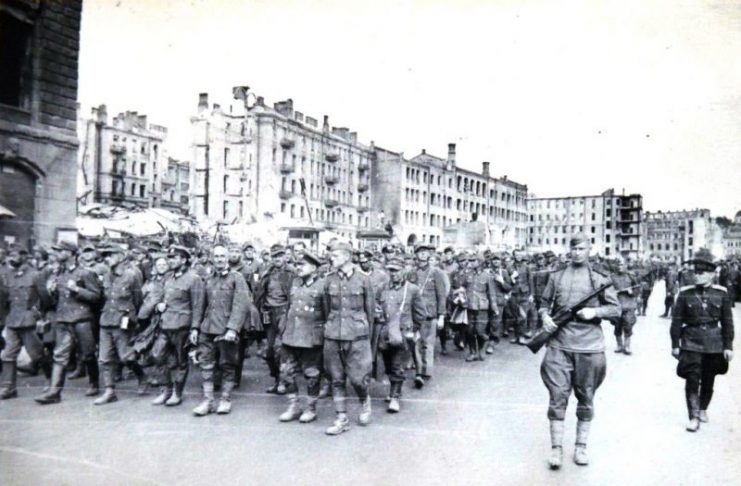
[[1, 283, 739, 486]]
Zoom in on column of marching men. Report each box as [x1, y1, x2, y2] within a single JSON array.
[[0, 237, 735, 461]]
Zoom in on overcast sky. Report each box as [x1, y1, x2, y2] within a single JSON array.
[[78, 0, 741, 218]]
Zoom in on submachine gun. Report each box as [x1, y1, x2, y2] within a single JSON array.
[[526, 282, 613, 354]]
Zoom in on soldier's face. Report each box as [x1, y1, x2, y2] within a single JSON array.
[[358, 256, 372, 271], [491, 259, 501, 270], [695, 270, 714, 286], [330, 249, 351, 268], [228, 249, 241, 263], [213, 246, 228, 270], [468, 259, 479, 270], [570, 242, 590, 264], [168, 254, 185, 270], [243, 248, 254, 259], [298, 261, 316, 277], [105, 253, 123, 267], [416, 250, 430, 264], [272, 254, 286, 268], [429, 255, 439, 266], [389, 268, 403, 283], [513, 250, 522, 262], [155, 258, 169, 275]]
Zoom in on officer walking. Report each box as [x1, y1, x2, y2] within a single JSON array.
[[670, 255, 734, 432]]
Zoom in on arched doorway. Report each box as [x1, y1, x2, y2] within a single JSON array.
[[0, 157, 38, 246], [406, 233, 417, 247]]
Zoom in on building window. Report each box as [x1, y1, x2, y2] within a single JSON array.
[[0, 12, 33, 108], [140, 163, 146, 176]]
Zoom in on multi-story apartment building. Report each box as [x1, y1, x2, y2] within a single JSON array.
[[723, 211, 741, 258], [78, 105, 177, 210], [643, 209, 719, 262], [160, 157, 190, 214], [527, 189, 643, 258], [0, 0, 83, 246], [190, 90, 375, 241], [371, 144, 528, 249]]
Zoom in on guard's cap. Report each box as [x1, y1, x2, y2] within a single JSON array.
[[270, 244, 286, 257], [168, 245, 191, 259], [684, 258, 716, 273], [386, 257, 405, 271], [414, 243, 434, 254]]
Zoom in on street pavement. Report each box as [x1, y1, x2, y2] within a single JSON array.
[[1, 283, 739, 486]]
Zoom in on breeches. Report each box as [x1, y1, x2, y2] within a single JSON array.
[[540, 347, 607, 421]]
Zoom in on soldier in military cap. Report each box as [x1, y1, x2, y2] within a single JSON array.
[[254, 244, 295, 394], [463, 254, 497, 361], [93, 244, 146, 405], [35, 241, 103, 404], [278, 251, 327, 423], [410, 242, 447, 388], [241, 242, 263, 294], [670, 254, 734, 432], [0, 245, 52, 399], [538, 234, 620, 469], [487, 254, 512, 353], [322, 241, 375, 435], [610, 259, 640, 355]]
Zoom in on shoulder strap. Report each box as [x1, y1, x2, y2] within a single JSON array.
[[400, 282, 408, 309]]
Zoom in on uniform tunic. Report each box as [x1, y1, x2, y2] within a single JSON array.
[[1, 264, 46, 363]]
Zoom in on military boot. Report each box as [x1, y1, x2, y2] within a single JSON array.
[[358, 396, 372, 425], [166, 381, 185, 406], [686, 393, 701, 432], [84, 358, 100, 397], [548, 420, 565, 470], [573, 420, 591, 466], [387, 382, 401, 413], [0, 361, 18, 399], [299, 397, 318, 423], [93, 387, 118, 405], [216, 381, 234, 415], [623, 336, 632, 355], [318, 381, 332, 399], [67, 357, 86, 379], [280, 393, 303, 422], [698, 410, 709, 423], [614, 335, 624, 353], [193, 381, 216, 416], [132, 365, 149, 395], [35, 363, 66, 405], [325, 413, 350, 436], [152, 386, 172, 406]]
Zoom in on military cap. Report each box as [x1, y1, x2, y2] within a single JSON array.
[[357, 249, 373, 259], [684, 257, 716, 273], [270, 244, 286, 257], [168, 245, 191, 259], [242, 242, 255, 250], [300, 251, 321, 267], [443, 246, 454, 254], [99, 244, 125, 255], [535, 253, 545, 260], [455, 253, 467, 263], [414, 243, 434, 253], [569, 233, 590, 247], [490, 253, 501, 261], [52, 240, 78, 253], [332, 241, 354, 254], [544, 250, 555, 258], [381, 243, 395, 254], [385, 257, 405, 271], [80, 243, 97, 253]]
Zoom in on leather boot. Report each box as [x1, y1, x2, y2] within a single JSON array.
[[68, 357, 86, 379], [548, 420, 565, 470], [193, 381, 215, 416], [614, 335, 624, 353], [84, 358, 100, 397], [318, 381, 332, 399], [0, 361, 18, 399], [623, 336, 632, 355], [573, 420, 591, 466], [279, 393, 303, 422], [166, 381, 184, 406], [686, 393, 700, 432], [35, 363, 66, 404], [325, 413, 350, 435], [387, 382, 401, 413], [152, 386, 172, 406], [216, 381, 234, 414], [93, 387, 118, 405], [698, 410, 708, 423], [358, 396, 372, 425], [299, 397, 318, 423]]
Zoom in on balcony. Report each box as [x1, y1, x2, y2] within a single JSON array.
[[357, 205, 369, 213], [357, 183, 369, 193], [324, 198, 339, 208], [279, 163, 294, 174], [110, 143, 126, 154], [325, 153, 339, 163], [280, 138, 295, 149], [324, 175, 338, 185], [358, 161, 369, 171], [279, 190, 293, 200]]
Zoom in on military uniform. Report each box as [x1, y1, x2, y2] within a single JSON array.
[[663, 268, 679, 317], [488, 264, 512, 343], [610, 269, 639, 354], [511, 260, 536, 341], [463, 265, 497, 360], [410, 264, 447, 380], [671, 283, 734, 422]]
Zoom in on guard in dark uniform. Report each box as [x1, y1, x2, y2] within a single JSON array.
[[278, 251, 326, 423], [670, 256, 734, 432], [35, 241, 103, 404], [538, 234, 620, 469]]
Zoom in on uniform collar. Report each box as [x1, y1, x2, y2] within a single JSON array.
[[338, 265, 355, 280], [302, 273, 318, 287]]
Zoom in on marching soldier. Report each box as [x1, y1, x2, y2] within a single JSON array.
[[410, 243, 447, 388], [93, 245, 146, 405], [151, 245, 204, 407], [322, 242, 375, 435], [510, 250, 536, 345], [487, 254, 512, 353], [278, 251, 326, 423], [439, 247, 459, 355], [0, 246, 52, 399], [240, 242, 263, 294], [670, 255, 734, 432], [463, 254, 497, 362], [35, 241, 103, 404], [661, 264, 679, 318], [377, 257, 424, 413], [191, 244, 250, 416], [610, 260, 639, 355], [538, 234, 620, 469]]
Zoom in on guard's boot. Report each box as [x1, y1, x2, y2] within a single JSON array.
[[698, 410, 709, 423], [623, 336, 632, 355], [358, 396, 372, 425], [548, 420, 565, 470], [325, 413, 350, 435], [152, 386, 172, 406], [686, 393, 701, 432], [318, 381, 332, 399], [35, 363, 65, 405], [0, 361, 18, 399], [387, 383, 401, 413], [193, 381, 215, 416], [573, 420, 591, 466], [93, 387, 118, 405], [84, 358, 99, 397], [216, 381, 234, 415], [299, 397, 318, 423], [614, 335, 624, 353], [279, 393, 303, 422], [165, 381, 184, 406]]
